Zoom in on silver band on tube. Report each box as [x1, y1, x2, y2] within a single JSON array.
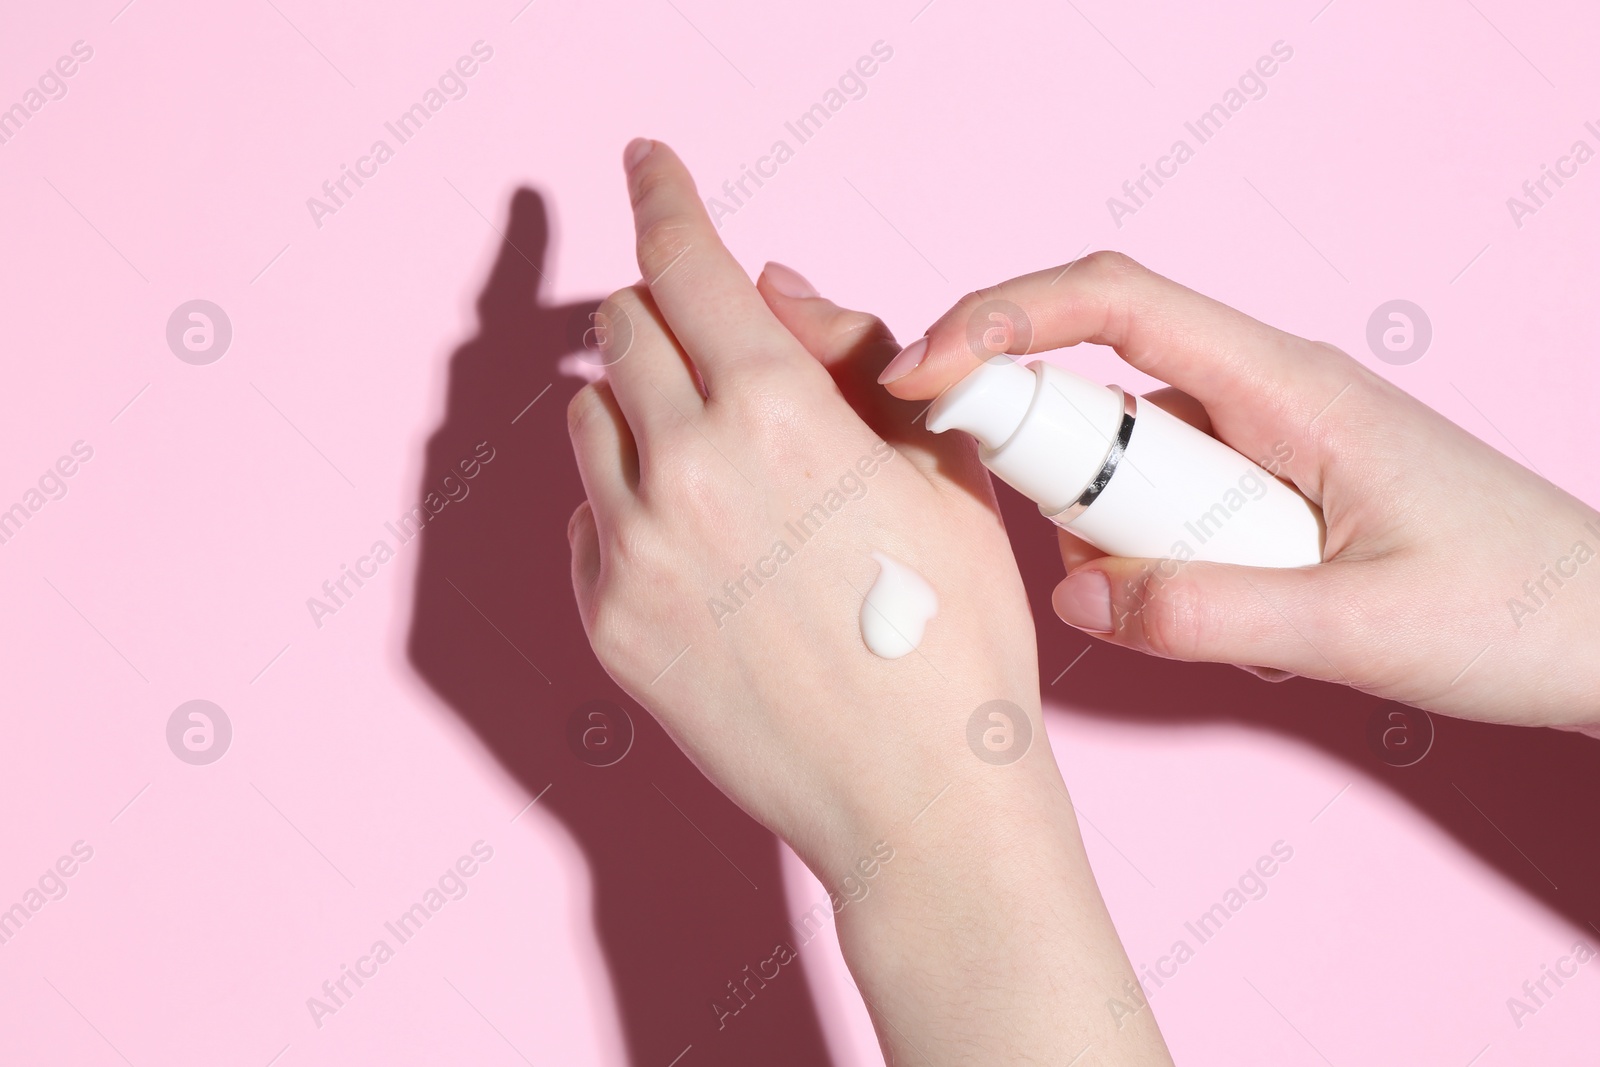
[[1050, 387, 1137, 523]]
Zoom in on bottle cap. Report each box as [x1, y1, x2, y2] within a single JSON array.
[[926, 359, 1125, 514], [925, 357, 1036, 449]]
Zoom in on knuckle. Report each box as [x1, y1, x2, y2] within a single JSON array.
[[628, 162, 672, 210], [1120, 564, 1204, 659], [1079, 249, 1142, 279], [955, 287, 995, 318], [1136, 594, 1191, 660], [829, 308, 889, 349], [584, 596, 633, 664], [639, 424, 750, 527], [601, 284, 647, 320], [721, 379, 812, 447], [567, 501, 592, 542], [603, 512, 660, 573], [676, 458, 740, 524], [566, 383, 604, 434], [595, 286, 646, 360], [635, 215, 694, 273], [938, 288, 1000, 347], [582, 526, 654, 656]]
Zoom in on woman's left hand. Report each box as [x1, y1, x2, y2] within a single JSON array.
[[567, 139, 1048, 871]]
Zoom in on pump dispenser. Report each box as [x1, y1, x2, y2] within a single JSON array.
[[926, 359, 1324, 568]]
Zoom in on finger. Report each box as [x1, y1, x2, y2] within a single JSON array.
[[623, 139, 804, 391], [567, 379, 639, 522], [1141, 386, 1211, 434], [755, 262, 962, 473], [756, 262, 888, 373], [569, 500, 601, 600], [1236, 664, 1296, 683], [1050, 555, 1358, 682], [1056, 526, 1107, 574], [882, 251, 1353, 451], [755, 261, 899, 401], [596, 284, 705, 438], [755, 262, 921, 415]]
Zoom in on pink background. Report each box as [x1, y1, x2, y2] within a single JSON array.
[[3, 0, 1598, 1064]]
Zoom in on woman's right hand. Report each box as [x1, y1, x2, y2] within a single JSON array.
[[882, 251, 1600, 732]]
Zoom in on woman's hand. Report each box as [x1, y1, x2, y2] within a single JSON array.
[[882, 251, 1600, 731], [567, 140, 1048, 868], [568, 141, 1175, 1065]]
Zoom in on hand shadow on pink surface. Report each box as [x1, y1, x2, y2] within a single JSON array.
[[408, 189, 835, 1066], [1005, 486, 1600, 938]]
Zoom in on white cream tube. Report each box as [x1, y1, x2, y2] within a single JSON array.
[[926, 360, 1324, 568]]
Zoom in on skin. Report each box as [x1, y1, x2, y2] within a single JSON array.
[[884, 253, 1600, 731], [571, 138, 1600, 1061], [569, 140, 1173, 1064]]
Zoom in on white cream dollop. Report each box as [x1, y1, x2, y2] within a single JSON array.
[[860, 550, 938, 659]]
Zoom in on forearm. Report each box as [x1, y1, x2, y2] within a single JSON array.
[[832, 763, 1174, 1066]]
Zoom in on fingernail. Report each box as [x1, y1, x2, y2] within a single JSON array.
[[623, 138, 654, 172], [877, 336, 928, 385], [1053, 571, 1114, 633], [762, 261, 818, 299]]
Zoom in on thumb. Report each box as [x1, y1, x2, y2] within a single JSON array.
[[755, 261, 983, 481], [755, 261, 898, 378], [1052, 556, 1354, 682]]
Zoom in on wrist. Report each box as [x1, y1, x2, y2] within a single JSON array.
[[830, 763, 1079, 954], [825, 767, 1174, 1064], [795, 691, 1060, 888]]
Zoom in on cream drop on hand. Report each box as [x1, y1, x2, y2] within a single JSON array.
[[860, 550, 938, 659], [926, 360, 1325, 567]]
